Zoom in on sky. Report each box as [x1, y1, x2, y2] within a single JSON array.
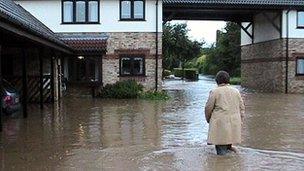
[[170, 21, 227, 47]]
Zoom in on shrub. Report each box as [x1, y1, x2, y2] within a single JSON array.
[[173, 68, 183, 77], [173, 68, 198, 80], [100, 80, 143, 99], [184, 69, 199, 80], [140, 90, 170, 100], [163, 69, 172, 78], [230, 77, 241, 85]]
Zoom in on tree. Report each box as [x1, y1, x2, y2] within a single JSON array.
[[163, 23, 204, 71], [203, 22, 241, 76]]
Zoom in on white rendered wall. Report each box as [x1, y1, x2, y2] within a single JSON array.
[[15, 0, 163, 33], [240, 22, 253, 46], [241, 10, 304, 46], [282, 10, 304, 38], [241, 12, 281, 46], [253, 12, 281, 43]]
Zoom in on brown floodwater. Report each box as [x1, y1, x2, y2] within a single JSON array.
[[0, 76, 304, 170]]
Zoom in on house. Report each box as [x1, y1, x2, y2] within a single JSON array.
[[13, 0, 163, 96], [240, 10, 304, 93]]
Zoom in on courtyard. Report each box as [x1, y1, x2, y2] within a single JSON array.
[[0, 75, 303, 170]]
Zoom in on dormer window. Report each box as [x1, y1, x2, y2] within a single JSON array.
[[62, 0, 99, 24], [297, 11, 304, 28], [120, 0, 145, 21]]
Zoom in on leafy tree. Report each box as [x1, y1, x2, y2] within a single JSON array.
[[163, 23, 204, 72], [203, 22, 241, 76]]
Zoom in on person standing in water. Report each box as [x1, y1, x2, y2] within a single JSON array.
[[205, 71, 245, 155]]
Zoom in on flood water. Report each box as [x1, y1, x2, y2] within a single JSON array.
[[0, 75, 304, 170]]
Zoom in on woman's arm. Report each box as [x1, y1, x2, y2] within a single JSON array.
[[205, 91, 216, 123]]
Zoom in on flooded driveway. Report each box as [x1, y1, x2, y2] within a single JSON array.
[[1, 76, 304, 170]]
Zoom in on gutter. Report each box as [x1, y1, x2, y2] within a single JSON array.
[[155, 0, 159, 91]]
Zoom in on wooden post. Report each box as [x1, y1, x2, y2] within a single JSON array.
[[57, 55, 62, 100], [39, 48, 44, 109], [50, 52, 55, 103], [0, 45, 3, 132], [100, 55, 103, 86], [22, 49, 28, 118]]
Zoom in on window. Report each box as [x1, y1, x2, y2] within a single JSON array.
[[62, 0, 99, 24], [120, 0, 145, 20], [63, 1, 73, 22], [297, 11, 304, 28], [296, 58, 304, 75], [120, 56, 145, 76]]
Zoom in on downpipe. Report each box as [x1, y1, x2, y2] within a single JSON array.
[[285, 10, 290, 94], [155, 0, 159, 91]]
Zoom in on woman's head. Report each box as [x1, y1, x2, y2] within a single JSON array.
[[215, 71, 230, 85]]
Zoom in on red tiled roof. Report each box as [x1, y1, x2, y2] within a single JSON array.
[[57, 33, 108, 54]]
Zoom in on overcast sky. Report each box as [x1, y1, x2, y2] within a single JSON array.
[[170, 21, 227, 47]]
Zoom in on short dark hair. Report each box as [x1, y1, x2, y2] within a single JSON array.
[[215, 71, 230, 85]]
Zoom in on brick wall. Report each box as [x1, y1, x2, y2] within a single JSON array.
[[103, 32, 163, 91], [241, 38, 304, 93]]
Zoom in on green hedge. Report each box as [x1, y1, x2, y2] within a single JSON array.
[[173, 68, 184, 77], [100, 80, 143, 99], [163, 69, 172, 78], [173, 68, 199, 80], [230, 77, 241, 85]]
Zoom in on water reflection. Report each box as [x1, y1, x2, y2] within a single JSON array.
[[0, 76, 303, 170]]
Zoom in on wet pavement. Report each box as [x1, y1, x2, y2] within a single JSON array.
[[0, 75, 304, 170]]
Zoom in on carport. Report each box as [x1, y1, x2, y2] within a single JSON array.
[[163, 0, 304, 93], [0, 1, 73, 131]]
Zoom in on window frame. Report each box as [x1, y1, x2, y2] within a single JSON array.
[[297, 10, 304, 29], [296, 57, 304, 76], [119, 0, 145, 21], [62, 0, 100, 24], [119, 55, 146, 77]]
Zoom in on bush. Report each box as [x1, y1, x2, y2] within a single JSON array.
[[184, 69, 199, 80], [140, 91, 170, 100], [173, 68, 183, 77], [100, 80, 143, 99], [163, 69, 172, 78], [173, 68, 198, 80], [230, 77, 241, 85]]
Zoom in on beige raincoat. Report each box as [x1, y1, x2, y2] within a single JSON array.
[[205, 84, 245, 145]]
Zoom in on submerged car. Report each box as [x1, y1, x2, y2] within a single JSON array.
[[1, 79, 21, 115]]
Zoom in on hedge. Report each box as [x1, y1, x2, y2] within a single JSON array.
[[173, 68, 199, 80]]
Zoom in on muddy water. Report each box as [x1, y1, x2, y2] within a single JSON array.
[[0, 76, 304, 170]]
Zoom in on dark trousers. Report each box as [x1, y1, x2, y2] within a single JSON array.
[[215, 144, 232, 155]]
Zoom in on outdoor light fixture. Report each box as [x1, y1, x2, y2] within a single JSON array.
[[78, 56, 84, 60]]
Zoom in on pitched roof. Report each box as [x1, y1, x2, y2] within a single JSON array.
[[57, 33, 108, 54], [163, 0, 304, 9], [0, 0, 70, 50]]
